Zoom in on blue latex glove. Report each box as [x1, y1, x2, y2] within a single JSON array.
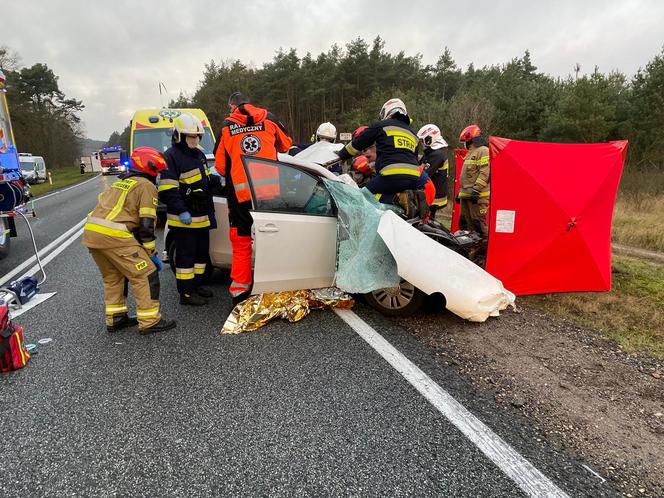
[[179, 211, 192, 225], [150, 255, 163, 272]]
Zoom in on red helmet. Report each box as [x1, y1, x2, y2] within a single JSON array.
[[459, 124, 481, 143], [352, 155, 372, 175], [130, 147, 167, 177], [353, 126, 368, 140]]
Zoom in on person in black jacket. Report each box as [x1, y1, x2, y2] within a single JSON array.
[[417, 124, 449, 219], [158, 113, 219, 306], [336, 98, 427, 209]]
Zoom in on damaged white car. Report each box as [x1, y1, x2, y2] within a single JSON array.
[[165, 143, 514, 320]]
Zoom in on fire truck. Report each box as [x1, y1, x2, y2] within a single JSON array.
[[0, 70, 31, 260], [95, 145, 129, 176]]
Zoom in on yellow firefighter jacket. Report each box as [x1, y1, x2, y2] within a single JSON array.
[[459, 145, 490, 200], [82, 175, 158, 254]]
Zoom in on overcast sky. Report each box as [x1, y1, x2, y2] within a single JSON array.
[[3, 0, 663, 140]]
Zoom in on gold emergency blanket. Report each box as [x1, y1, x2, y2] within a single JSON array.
[[221, 288, 354, 335]]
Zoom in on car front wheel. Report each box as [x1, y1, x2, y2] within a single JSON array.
[[364, 279, 424, 317]]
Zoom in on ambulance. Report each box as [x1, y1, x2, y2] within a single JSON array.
[[129, 108, 216, 168], [129, 108, 217, 226]]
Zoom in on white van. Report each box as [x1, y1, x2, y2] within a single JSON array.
[[18, 153, 47, 184]]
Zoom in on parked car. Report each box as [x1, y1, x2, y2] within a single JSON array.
[[18, 153, 47, 184], [165, 150, 482, 316]]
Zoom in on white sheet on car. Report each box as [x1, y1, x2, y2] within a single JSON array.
[[291, 141, 344, 164], [377, 210, 516, 322]]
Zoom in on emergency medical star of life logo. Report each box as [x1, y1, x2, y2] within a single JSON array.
[[240, 134, 262, 155]]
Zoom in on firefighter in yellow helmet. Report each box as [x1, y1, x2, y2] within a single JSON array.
[[457, 124, 490, 238], [82, 147, 176, 334]]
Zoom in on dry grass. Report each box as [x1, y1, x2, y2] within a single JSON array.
[[613, 195, 664, 252], [30, 168, 96, 198], [524, 256, 664, 359]]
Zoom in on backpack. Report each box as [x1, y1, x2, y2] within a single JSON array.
[[0, 305, 30, 373]]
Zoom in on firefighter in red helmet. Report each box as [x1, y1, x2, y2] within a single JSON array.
[[457, 124, 490, 239], [82, 147, 176, 334]]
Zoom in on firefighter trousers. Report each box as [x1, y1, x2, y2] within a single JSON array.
[[228, 200, 253, 297], [89, 246, 161, 330], [366, 174, 427, 204], [172, 227, 210, 295], [459, 198, 489, 238]]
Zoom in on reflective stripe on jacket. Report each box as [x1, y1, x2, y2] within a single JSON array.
[[159, 141, 217, 229], [338, 117, 421, 177], [214, 104, 293, 203], [82, 174, 158, 252], [459, 145, 490, 198]]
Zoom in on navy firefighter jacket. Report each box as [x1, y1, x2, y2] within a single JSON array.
[[158, 141, 218, 229], [337, 115, 421, 178]]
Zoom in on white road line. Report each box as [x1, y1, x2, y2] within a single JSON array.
[[33, 173, 101, 202], [0, 218, 87, 287], [19, 226, 84, 281], [334, 308, 569, 498]]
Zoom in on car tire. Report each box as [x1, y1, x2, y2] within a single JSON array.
[[0, 218, 11, 260], [364, 279, 425, 317]]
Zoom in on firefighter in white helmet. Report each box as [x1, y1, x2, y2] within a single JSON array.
[[337, 98, 428, 215], [315, 122, 337, 143], [417, 124, 449, 219], [159, 113, 220, 306]]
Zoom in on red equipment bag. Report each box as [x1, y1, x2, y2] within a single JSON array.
[[0, 305, 30, 373]]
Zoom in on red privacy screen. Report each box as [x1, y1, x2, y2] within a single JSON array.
[[485, 137, 627, 295]]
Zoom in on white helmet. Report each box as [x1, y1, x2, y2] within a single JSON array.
[[173, 113, 204, 143], [316, 122, 337, 142], [379, 98, 407, 120], [417, 124, 448, 150]]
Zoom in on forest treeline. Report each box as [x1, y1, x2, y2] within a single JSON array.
[[160, 37, 663, 177], [0, 46, 84, 168]]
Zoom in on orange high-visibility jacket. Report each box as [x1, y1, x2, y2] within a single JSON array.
[[214, 104, 292, 203]]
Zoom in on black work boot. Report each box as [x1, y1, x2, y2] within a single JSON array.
[[197, 286, 213, 298], [139, 318, 176, 335], [180, 293, 208, 306], [106, 314, 139, 333], [231, 291, 252, 307]]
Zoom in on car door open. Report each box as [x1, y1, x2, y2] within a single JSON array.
[[241, 156, 338, 294]]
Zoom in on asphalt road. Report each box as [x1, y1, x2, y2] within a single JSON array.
[[0, 174, 105, 276], [0, 177, 619, 497]]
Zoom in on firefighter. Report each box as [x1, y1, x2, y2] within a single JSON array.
[[288, 122, 337, 156], [417, 124, 449, 219], [159, 113, 220, 306], [457, 124, 490, 238], [82, 147, 176, 334], [214, 92, 293, 305], [349, 126, 375, 188], [336, 98, 427, 215]]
